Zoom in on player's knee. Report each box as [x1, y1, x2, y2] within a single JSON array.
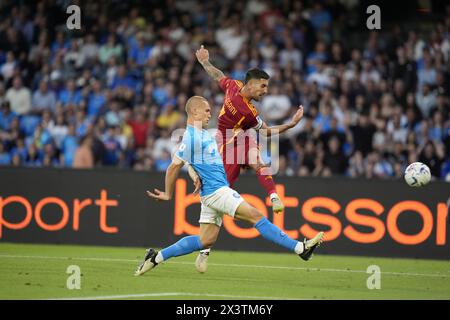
[[248, 207, 263, 224], [253, 163, 270, 175]]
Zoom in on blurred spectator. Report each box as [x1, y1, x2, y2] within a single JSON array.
[[441, 157, 450, 181], [415, 84, 437, 118], [418, 140, 445, 178], [306, 61, 331, 89], [324, 137, 347, 174], [73, 134, 94, 168], [6, 76, 31, 115], [387, 113, 408, 144], [102, 125, 122, 166], [348, 151, 365, 178], [417, 51, 437, 89], [87, 79, 106, 117], [306, 41, 327, 75], [24, 143, 42, 167], [309, 2, 332, 34], [79, 34, 99, 67], [47, 112, 68, 149], [373, 152, 394, 178], [42, 143, 59, 167], [156, 104, 182, 131], [58, 79, 82, 106], [350, 114, 376, 157], [153, 129, 177, 161], [110, 64, 135, 91], [60, 123, 78, 167], [0, 101, 17, 131], [360, 60, 381, 86], [155, 149, 172, 171], [128, 33, 152, 67], [260, 85, 291, 124], [319, 117, 346, 152], [99, 34, 123, 65], [1, 51, 16, 81], [31, 80, 56, 114], [216, 21, 247, 60], [0, 142, 11, 165], [279, 39, 302, 71], [128, 109, 153, 149]]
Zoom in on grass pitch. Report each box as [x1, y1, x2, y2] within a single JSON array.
[[0, 243, 449, 300]]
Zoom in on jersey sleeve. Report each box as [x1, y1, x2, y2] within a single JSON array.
[[174, 141, 189, 164], [240, 113, 262, 130], [174, 129, 204, 165], [174, 132, 193, 164], [218, 77, 234, 92]]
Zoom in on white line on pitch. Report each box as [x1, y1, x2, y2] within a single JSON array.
[[0, 254, 136, 262], [49, 292, 301, 300], [0, 254, 449, 278]]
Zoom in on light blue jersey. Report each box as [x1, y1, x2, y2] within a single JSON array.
[[175, 125, 229, 196]]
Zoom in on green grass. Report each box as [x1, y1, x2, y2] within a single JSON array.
[[0, 243, 449, 300]]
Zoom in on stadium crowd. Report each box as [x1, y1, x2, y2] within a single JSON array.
[[0, 0, 449, 181]]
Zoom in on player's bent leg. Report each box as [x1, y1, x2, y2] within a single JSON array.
[[196, 223, 220, 273], [247, 148, 284, 214], [199, 223, 220, 248], [234, 201, 324, 260], [234, 200, 264, 225], [135, 235, 204, 276], [234, 201, 298, 251], [197, 202, 224, 273]]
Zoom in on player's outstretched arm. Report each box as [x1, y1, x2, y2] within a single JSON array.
[[147, 157, 184, 201], [260, 106, 304, 136], [195, 45, 226, 82]]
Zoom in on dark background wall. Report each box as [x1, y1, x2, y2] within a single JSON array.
[[0, 167, 449, 259]]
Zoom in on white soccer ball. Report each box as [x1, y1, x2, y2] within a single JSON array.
[[404, 162, 431, 187]]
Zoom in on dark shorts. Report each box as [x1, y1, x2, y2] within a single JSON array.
[[217, 135, 259, 187]]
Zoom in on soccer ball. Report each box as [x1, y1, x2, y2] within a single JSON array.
[[404, 162, 431, 187]]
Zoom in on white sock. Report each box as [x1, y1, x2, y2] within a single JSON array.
[[155, 252, 164, 264], [294, 241, 304, 255], [200, 248, 211, 255], [269, 193, 279, 201]]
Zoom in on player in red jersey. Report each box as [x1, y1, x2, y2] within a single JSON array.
[[194, 45, 304, 272]]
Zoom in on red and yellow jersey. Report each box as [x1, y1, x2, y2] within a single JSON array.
[[216, 77, 263, 151]]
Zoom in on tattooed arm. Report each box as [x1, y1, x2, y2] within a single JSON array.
[[195, 45, 226, 82]]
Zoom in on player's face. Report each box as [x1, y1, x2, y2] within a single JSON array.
[[198, 102, 212, 128], [249, 79, 269, 101]]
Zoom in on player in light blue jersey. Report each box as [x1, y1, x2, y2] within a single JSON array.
[[176, 124, 229, 197], [135, 96, 324, 276]]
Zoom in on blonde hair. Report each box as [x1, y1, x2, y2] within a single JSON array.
[[185, 96, 208, 114]]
